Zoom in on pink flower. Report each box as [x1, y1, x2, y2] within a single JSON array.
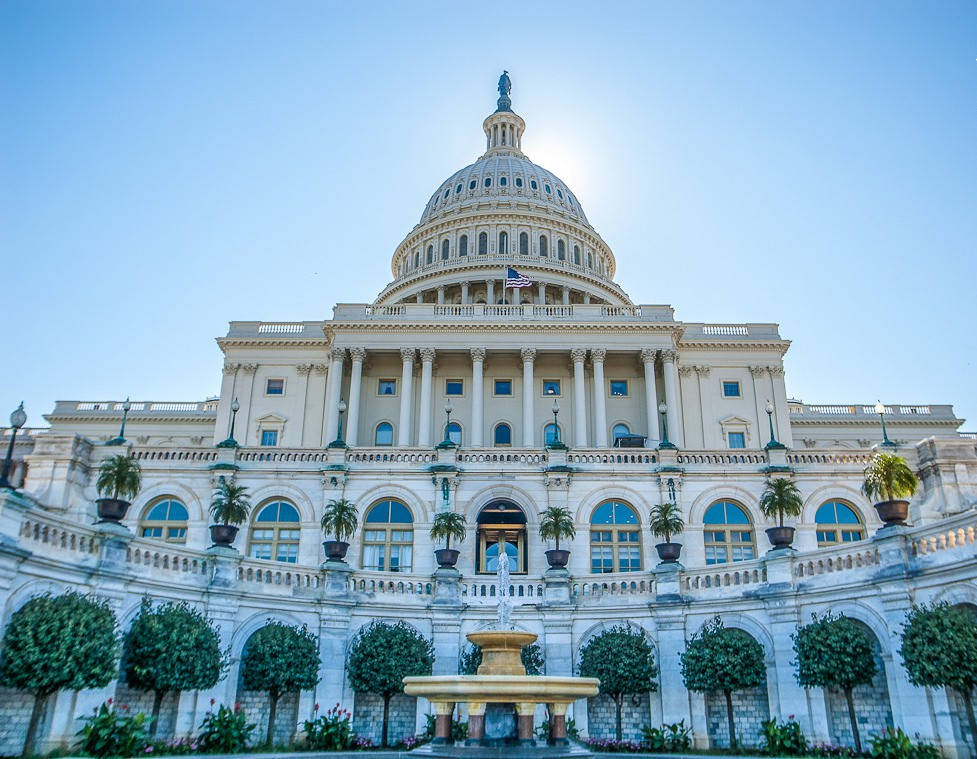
[[121, 704, 128, 711], [210, 697, 216, 706], [314, 702, 319, 711], [107, 697, 113, 706]]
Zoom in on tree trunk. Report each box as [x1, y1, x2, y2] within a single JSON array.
[[150, 690, 166, 740], [724, 689, 736, 750], [615, 694, 623, 741], [266, 692, 279, 746], [22, 692, 47, 758], [960, 687, 977, 758], [382, 694, 391, 747], [844, 687, 861, 754]]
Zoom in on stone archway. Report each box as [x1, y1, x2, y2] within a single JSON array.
[[235, 626, 301, 745], [475, 500, 528, 575], [946, 603, 977, 756], [704, 628, 771, 749]]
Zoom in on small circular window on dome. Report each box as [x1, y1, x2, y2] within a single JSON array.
[[500, 176, 507, 186], [469, 179, 477, 190], [455, 184, 462, 194], [544, 183, 552, 194], [443, 188, 450, 199], [530, 180, 538, 190], [557, 189, 563, 199], [515, 177, 523, 187], [484, 177, 492, 188]]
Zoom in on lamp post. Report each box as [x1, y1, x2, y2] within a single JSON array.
[[217, 398, 240, 448], [329, 399, 348, 448], [437, 401, 456, 448], [547, 399, 567, 449], [764, 400, 786, 450], [657, 401, 677, 450], [875, 401, 896, 448], [0, 402, 26, 490], [106, 397, 131, 446]]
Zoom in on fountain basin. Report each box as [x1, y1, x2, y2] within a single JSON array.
[[466, 630, 539, 675], [403, 674, 600, 703]]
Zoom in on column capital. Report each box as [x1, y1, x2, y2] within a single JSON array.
[[348, 347, 367, 362], [400, 347, 416, 363], [520, 347, 536, 363], [660, 349, 678, 363], [470, 347, 486, 362], [222, 361, 240, 375], [570, 348, 588, 364], [330, 347, 346, 362], [296, 363, 313, 376], [241, 363, 258, 375], [313, 363, 329, 375], [678, 364, 694, 377], [694, 365, 711, 376], [768, 365, 785, 377], [590, 347, 607, 363], [749, 365, 767, 377], [420, 347, 437, 363], [640, 348, 658, 364]]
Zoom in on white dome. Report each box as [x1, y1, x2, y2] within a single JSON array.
[[419, 153, 590, 227]]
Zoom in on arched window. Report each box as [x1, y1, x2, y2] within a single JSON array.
[[441, 240, 450, 260], [703, 500, 756, 564], [499, 231, 508, 254], [477, 501, 527, 574], [362, 499, 413, 572], [557, 240, 566, 261], [139, 497, 188, 543], [459, 235, 468, 257], [815, 500, 865, 546], [375, 422, 393, 446], [519, 232, 529, 255], [590, 500, 641, 573], [612, 423, 630, 442], [249, 500, 301, 563], [539, 235, 548, 257], [573, 245, 580, 265], [413, 251, 420, 268], [426, 245, 434, 264], [493, 423, 512, 446], [446, 421, 462, 446], [587, 252, 593, 268], [544, 423, 562, 446], [478, 232, 488, 255]]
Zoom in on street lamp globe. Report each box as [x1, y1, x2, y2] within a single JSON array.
[[874, 401, 886, 416], [765, 401, 775, 416], [231, 398, 240, 414], [552, 399, 560, 415], [10, 402, 26, 430], [338, 400, 347, 414], [658, 402, 667, 414]]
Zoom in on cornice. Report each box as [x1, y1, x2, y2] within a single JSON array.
[[328, 320, 685, 335], [789, 418, 961, 428], [216, 338, 332, 351], [43, 413, 217, 425], [678, 340, 791, 356]]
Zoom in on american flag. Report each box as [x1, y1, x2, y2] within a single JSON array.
[[505, 267, 532, 288]]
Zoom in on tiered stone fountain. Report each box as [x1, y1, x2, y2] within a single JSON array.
[[404, 547, 599, 755]]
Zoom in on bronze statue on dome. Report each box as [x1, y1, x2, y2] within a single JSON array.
[[496, 70, 512, 112]]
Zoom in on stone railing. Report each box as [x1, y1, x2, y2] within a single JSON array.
[[682, 559, 768, 593], [909, 511, 977, 557], [131, 447, 219, 463], [332, 302, 676, 324], [567, 450, 657, 465], [677, 450, 767, 466], [464, 578, 545, 604], [236, 448, 332, 464], [456, 449, 548, 467], [786, 450, 875, 466], [348, 448, 438, 465], [20, 514, 100, 556], [793, 543, 880, 578], [126, 540, 210, 578], [351, 571, 434, 598], [573, 574, 655, 599], [52, 400, 218, 416], [224, 321, 327, 339], [237, 557, 322, 589], [788, 402, 958, 421]]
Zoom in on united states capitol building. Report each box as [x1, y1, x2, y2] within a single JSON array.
[[2, 76, 976, 755]]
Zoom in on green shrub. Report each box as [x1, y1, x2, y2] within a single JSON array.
[[304, 703, 354, 750], [196, 702, 255, 753], [868, 727, 939, 759], [761, 717, 809, 756], [423, 713, 469, 743], [641, 720, 692, 751], [536, 717, 579, 741], [76, 700, 152, 757]]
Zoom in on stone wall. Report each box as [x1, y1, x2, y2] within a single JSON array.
[[946, 687, 976, 758], [235, 690, 299, 745], [587, 693, 651, 741], [705, 686, 770, 748], [826, 657, 893, 747], [0, 688, 50, 756], [112, 684, 179, 738], [352, 693, 417, 746]]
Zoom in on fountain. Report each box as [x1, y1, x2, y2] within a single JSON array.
[[404, 539, 599, 755]]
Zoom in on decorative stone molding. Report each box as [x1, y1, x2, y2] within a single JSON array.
[[590, 348, 606, 363], [640, 348, 658, 364], [660, 349, 678, 363], [222, 362, 240, 375], [241, 363, 258, 375], [420, 347, 437, 363], [400, 347, 416, 363], [470, 347, 486, 362], [348, 347, 368, 362], [296, 363, 313, 375], [330, 347, 346, 362], [768, 365, 785, 377], [694, 365, 711, 376], [520, 347, 536, 363], [749, 365, 767, 377], [313, 363, 329, 375], [678, 364, 694, 377], [570, 348, 588, 363]]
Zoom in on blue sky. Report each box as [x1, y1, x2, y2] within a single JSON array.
[[2, 0, 975, 430]]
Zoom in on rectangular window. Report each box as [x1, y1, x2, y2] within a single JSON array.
[[494, 379, 512, 396], [265, 378, 285, 395], [542, 379, 561, 396], [445, 379, 464, 396], [260, 429, 278, 447], [609, 380, 628, 397], [722, 381, 741, 398], [728, 431, 746, 449], [377, 379, 397, 396]]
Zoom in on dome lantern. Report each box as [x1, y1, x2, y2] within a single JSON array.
[[483, 71, 525, 157]]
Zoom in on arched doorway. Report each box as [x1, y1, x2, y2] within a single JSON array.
[[476, 500, 527, 574]]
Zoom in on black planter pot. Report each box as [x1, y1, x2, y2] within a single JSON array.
[[545, 549, 570, 569], [655, 541, 683, 562], [96, 498, 130, 523], [209, 524, 239, 547], [874, 500, 910, 527], [323, 540, 350, 562], [765, 525, 796, 550], [435, 548, 460, 568]]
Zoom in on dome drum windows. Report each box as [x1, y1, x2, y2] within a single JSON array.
[[249, 500, 301, 563], [590, 500, 642, 573], [519, 232, 529, 255], [539, 235, 548, 257], [815, 501, 866, 546], [498, 231, 509, 255], [459, 234, 468, 257], [703, 500, 756, 564], [362, 499, 414, 572], [573, 245, 580, 265], [478, 232, 488, 255], [557, 240, 566, 261], [139, 498, 188, 543], [426, 245, 434, 265]]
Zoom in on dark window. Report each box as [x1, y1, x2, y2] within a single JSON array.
[[445, 379, 463, 396], [722, 381, 741, 398], [443, 188, 450, 199], [455, 183, 462, 193], [459, 235, 468, 256], [494, 423, 512, 446], [375, 422, 393, 446], [478, 232, 488, 255], [519, 232, 528, 255], [494, 379, 512, 396], [378, 379, 396, 396], [500, 176, 507, 186], [610, 380, 628, 397], [515, 177, 523, 187], [544, 183, 551, 194], [573, 245, 580, 265], [441, 240, 450, 260], [542, 380, 561, 396], [728, 432, 746, 449], [557, 240, 565, 261], [265, 378, 284, 395], [469, 179, 477, 190], [484, 177, 492, 188], [427, 245, 434, 264], [539, 235, 548, 257], [530, 180, 538, 190]]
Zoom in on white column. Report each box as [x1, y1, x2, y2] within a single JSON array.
[[641, 348, 660, 446], [571, 348, 588, 448], [418, 347, 436, 447], [345, 348, 366, 446], [696, 366, 713, 447], [661, 349, 684, 447], [537, 281, 546, 304], [768, 366, 793, 448], [521, 347, 536, 447], [416, 292, 423, 304], [562, 286, 570, 305], [460, 281, 470, 304], [471, 348, 485, 447], [398, 348, 415, 446], [324, 348, 345, 443], [591, 348, 608, 447], [437, 286, 445, 304], [486, 279, 495, 304]]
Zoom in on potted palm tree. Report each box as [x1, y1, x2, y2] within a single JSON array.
[[209, 476, 250, 547], [95, 454, 142, 523], [431, 511, 466, 568], [321, 498, 358, 562], [759, 476, 804, 549], [650, 502, 685, 562], [539, 506, 575, 569], [863, 451, 918, 527]]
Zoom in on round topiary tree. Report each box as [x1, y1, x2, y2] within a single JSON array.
[[241, 621, 320, 746], [459, 641, 545, 676], [0, 591, 119, 757], [900, 603, 977, 756], [680, 616, 766, 749], [578, 625, 658, 741], [792, 612, 877, 754], [123, 598, 228, 738], [347, 620, 434, 747]]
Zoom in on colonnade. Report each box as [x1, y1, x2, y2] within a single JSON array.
[[420, 278, 595, 307], [321, 346, 686, 449]]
